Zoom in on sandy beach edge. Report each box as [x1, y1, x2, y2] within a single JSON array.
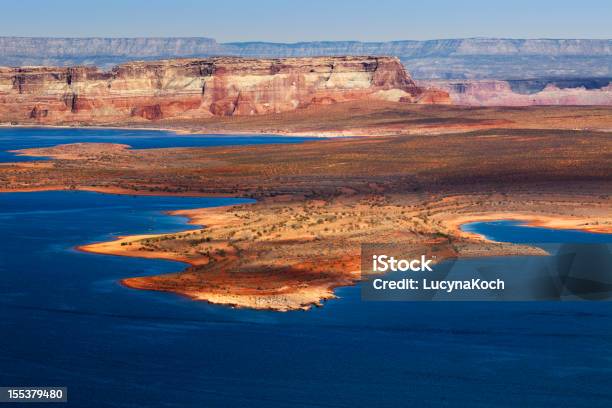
[[75, 197, 612, 311]]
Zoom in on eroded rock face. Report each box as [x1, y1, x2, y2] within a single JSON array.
[[0, 56, 448, 124], [420, 79, 612, 106]]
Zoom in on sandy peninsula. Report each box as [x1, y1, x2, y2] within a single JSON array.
[[75, 190, 609, 311], [1, 103, 611, 311]]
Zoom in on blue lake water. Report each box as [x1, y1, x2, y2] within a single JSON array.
[[0, 131, 611, 407], [462, 220, 612, 244], [0, 127, 319, 162]]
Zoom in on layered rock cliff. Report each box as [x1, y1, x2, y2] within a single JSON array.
[[0, 56, 448, 124], [421, 79, 612, 106]]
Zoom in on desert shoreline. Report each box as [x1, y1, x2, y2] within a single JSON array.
[[3, 101, 612, 138], [0, 122, 334, 138], [72, 190, 611, 311]]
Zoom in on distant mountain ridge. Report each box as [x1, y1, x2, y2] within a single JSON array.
[[225, 38, 612, 57], [1, 37, 611, 79]]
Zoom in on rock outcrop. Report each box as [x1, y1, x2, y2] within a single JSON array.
[[421, 79, 612, 106], [0, 56, 448, 124]]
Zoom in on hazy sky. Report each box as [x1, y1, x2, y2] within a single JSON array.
[[1, 0, 610, 42]]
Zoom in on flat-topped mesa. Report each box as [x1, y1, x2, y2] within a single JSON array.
[[0, 56, 449, 124]]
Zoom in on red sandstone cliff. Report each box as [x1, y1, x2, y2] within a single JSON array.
[[0, 56, 448, 124], [420, 79, 612, 106]]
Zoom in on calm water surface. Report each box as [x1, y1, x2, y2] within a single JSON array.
[[0, 127, 319, 162], [0, 131, 610, 407]]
